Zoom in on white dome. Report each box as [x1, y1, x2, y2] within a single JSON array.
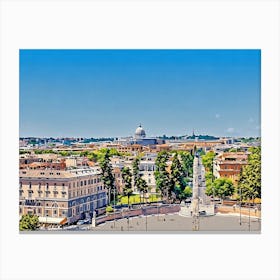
[[135, 124, 146, 139]]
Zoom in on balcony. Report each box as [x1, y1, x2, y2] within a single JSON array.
[[35, 197, 68, 201]]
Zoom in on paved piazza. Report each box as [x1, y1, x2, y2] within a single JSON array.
[[75, 213, 261, 233]]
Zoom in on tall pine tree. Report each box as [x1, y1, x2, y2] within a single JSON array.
[[99, 149, 115, 204]]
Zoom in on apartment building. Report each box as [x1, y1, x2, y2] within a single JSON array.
[[213, 152, 248, 185], [19, 167, 107, 225]]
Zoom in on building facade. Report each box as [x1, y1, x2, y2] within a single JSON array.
[[213, 152, 248, 185], [19, 167, 107, 225]]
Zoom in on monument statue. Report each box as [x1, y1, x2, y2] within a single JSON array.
[[179, 152, 214, 228]]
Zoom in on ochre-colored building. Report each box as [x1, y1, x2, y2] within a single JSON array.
[[213, 152, 248, 185], [19, 167, 107, 226]]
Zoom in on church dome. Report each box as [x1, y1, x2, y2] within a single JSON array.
[[135, 124, 146, 139]]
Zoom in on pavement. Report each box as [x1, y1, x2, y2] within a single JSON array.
[[86, 213, 261, 232]]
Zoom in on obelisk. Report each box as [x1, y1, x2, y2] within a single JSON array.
[[192, 153, 200, 230]]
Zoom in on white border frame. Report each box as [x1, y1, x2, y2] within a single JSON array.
[[1, 0, 279, 280]]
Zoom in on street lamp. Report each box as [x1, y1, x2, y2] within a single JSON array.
[[239, 187, 242, 226], [114, 186, 116, 229], [146, 211, 148, 231], [248, 200, 251, 231]]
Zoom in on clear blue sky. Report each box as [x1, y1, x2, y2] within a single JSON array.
[[20, 49, 261, 138]]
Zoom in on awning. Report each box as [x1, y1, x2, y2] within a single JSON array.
[[39, 217, 67, 225]]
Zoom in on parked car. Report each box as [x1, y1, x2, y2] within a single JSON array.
[[83, 219, 91, 224], [199, 210, 206, 216], [77, 220, 85, 225]]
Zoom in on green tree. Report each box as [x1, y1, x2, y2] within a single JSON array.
[[121, 167, 133, 207], [206, 177, 235, 202], [205, 171, 215, 190], [99, 149, 115, 204], [179, 151, 194, 178], [183, 186, 192, 198], [237, 146, 261, 200], [88, 152, 98, 162], [138, 177, 149, 205], [132, 157, 141, 192], [59, 151, 71, 157], [80, 151, 89, 157], [155, 151, 170, 201], [19, 214, 39, 231], [202, 151, 215, 172], [170, 153, 186, 202]]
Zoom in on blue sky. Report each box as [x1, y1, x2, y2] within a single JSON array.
[[20, 49, 261, 138]]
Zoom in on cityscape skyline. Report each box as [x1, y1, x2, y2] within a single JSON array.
[[20, 49, 261, 138]]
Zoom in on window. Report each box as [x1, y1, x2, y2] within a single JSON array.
[[46, 183, 49, 190], [19, 182, 22, 189], [28, 192, 32, 199], [29, 182, 32, 189], [81, 181, 83, 186], [84, 180, 87, 185], [38, 183, 41, 190]]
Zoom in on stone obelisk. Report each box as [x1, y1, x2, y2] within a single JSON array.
[[192, 153, 201, 230]]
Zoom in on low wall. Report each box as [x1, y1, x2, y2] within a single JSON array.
[[216, 205, 261, 218], [95, 204, 180, 226]]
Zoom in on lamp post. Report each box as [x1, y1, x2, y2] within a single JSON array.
[[248, 201, 251, 231], [239, 187, 242, 226], [212, 185, 215, 212], [114, 186, 116, 229], [146, 211, 148, 231]]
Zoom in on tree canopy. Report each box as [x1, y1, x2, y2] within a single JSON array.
[[206, 177, 234, 200], [155, 151, 170, 200], [99, 149, 115, 203], [121, 167, 133, 206], [19, 214, 39, 231], [237, 146, 261, 200], [202, 151, 215, 172]]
